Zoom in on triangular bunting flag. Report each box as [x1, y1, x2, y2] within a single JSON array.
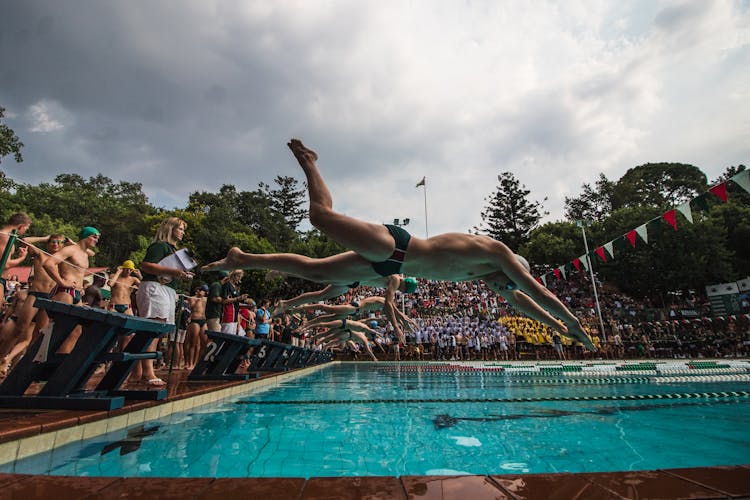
[[662, 209, 678, 230], [625, 230, 637, 248], [580, 255, 590, 271], [572, 258, 581, 271], [535, 277, 542, 285], [603, 241, 614, 259], [731, 169, 750, 194], [675, 201, 693, 223], [540, 274, 547, 287], [595, 247, 607, 262], [635, 224, 648, 244], [709, 182, 728, 202], [558, 265, 567, 280], [553, 268, 561, 280]]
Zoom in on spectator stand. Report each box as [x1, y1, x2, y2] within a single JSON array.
[[188, 330, 332, 381], [0, 298, 174, 411]]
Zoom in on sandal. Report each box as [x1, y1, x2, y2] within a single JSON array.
[[146, 377, 166, 387]]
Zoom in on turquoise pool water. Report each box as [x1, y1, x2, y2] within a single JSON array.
[[11, 363, 750, 477]]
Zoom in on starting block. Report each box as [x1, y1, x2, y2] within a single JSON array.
[[188, 330, 332, 381], [0, 299, 174, 410]]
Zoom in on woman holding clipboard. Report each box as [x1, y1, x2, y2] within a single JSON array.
[[135, 217, 193, 386]]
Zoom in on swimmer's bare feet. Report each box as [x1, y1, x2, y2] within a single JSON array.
[[201, 247, 245, 272], [287, 138, 318, 164]]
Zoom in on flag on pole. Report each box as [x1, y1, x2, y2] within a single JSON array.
[[416, 177, 426, 187]]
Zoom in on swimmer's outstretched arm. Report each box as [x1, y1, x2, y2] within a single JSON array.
[[383, 276, 406, 345], [489, 247, 595, 351], [348, 330, 378, 361], [496, 289, 595, 351], [393, 307, 418, 332]]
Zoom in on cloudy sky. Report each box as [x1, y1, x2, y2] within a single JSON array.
[[1, 0, 748, 237]]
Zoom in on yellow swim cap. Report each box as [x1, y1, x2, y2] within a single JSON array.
[[121, 260, 136, 270]]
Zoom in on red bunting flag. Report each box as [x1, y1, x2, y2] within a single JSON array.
[[625, 230, 637, 248], [595, 247, 607, 262], [535, 277, 542, 285], [662, 209, 678, 230], [553, 268, 561, 280], [709, 182, 728, 202], [572, 258, 581, 271]]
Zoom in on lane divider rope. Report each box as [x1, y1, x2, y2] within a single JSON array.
[[237, 390, 750, 405]]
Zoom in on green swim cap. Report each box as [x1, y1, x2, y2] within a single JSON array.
[[79, 226, 100, 239], [403, 277, 418, 294]]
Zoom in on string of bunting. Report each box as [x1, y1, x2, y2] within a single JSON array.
[[537, 169, 750, 286]]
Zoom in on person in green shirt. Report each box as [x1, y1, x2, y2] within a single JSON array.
[[206, 271, 229, 332], [135, 217, 193, 386]]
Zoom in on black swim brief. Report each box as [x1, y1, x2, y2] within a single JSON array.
[[29, 291, 53, 300], [371, 224, 411, 277], [52, 285, 81, 305]]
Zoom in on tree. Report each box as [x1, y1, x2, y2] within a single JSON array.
[[262, 175, 307, 232], [0, 107, 23, 164], [564, 174, 615, 222], [13, 174, 155, 265], [612, 163, 707, 210], [522, 222, 580, 269], [475, 172, 547, 250]]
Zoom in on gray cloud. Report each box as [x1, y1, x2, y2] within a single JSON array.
[[1, 0, 748, 237]]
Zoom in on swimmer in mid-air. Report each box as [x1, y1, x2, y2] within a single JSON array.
[[204, 139, 595, 351], [309, 318, 380, 362], [273, 274, 415, 344], [292, 295, 417, 335]]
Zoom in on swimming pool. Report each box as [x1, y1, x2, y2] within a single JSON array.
[[9, 361, 750, 477]]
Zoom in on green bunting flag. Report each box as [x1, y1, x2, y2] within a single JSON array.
[[676, 201, 693, 223], [731, 169, 750, 193]]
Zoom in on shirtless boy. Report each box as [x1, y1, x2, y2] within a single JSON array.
[[0, 213, 31, 309], [186, 284, 208, 370], [108, 260, 141, 315], [43, 226, 100, 352], [205, 140, 595, 351], [0, 234, 65, 375]]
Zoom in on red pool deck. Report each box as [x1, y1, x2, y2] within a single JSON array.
[[0, 367, 748, 500]]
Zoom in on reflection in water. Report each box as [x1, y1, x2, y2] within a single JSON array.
[[432, 399, 736, 429], [100, 424, 160, 456]]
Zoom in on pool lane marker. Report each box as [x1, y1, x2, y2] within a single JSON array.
[[237, 390, 750, 405]]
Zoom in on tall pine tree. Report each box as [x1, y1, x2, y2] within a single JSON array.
[[475, 172, 547, 250]]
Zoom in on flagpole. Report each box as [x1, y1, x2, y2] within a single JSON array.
[[579, 220, 606, 342], [422, 179, 429, 238]]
